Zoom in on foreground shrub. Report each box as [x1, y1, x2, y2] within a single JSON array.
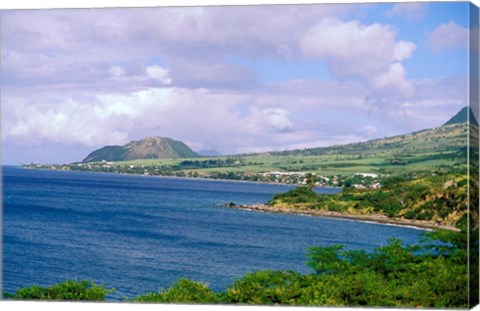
[[3, 280, 114, 301], [131, 278, 220, 303], [223, 270, 305, 305]]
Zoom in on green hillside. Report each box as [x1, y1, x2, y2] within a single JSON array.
[[89, 121, 471, 178], [54, 120, 473, 183], [82, 137, 199, 163], [268, 170, 469, 228], [272, 122, 469, 158]]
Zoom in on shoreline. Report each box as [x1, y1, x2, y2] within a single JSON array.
[[223, 203, 460, 232], [17, 165, 342, 190], [15, 166, 459, 232]]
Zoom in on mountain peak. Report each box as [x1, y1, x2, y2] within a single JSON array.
[[82, 137, 198, 163], [444, 106, 478, 126]]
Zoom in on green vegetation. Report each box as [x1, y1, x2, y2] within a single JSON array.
[[3, 280, 114, 301], [223, 228, 474, 307], [5, 227, 477, 308], [131, 278, 219, 303], [82, 137, 199, 163], [268, 169, 469, 227], [269, 186, 321, 204]]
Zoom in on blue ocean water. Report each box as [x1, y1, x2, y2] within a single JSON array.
[[2, 166, 424, 300]]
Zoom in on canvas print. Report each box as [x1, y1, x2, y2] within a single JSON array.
[[1, 1, 479, 308]]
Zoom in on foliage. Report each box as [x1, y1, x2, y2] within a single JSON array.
[[3, 280, 114, 301], [306, 245, 349, 274], [309, 230, 471, 307], [221, 229, 471, 308], [268, 186, 320, 205], [223, 270, 306, 305], [305, 173, 315, 190], [268, 170, 469, 226], [131, 278, 220, 303]]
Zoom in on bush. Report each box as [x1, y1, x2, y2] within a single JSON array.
[[223, 270, 305, 305], [131, 278, 220, 303], [3, 280, 114, 301], [404, 210, 416, 219], [327, 203, 344, 212], [269, 186, 319, 205]]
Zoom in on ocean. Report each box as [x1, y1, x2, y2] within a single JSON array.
[[2, 166, 424, 300]]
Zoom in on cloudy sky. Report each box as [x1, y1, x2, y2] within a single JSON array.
[[0, 1, 474, 164]]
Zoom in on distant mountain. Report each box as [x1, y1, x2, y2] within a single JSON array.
[[444, 106, 478, 126], [82, 137, 199, 163], [197, 149, 223, 156]]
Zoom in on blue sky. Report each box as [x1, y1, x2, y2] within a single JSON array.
[[0, 1, 475, 164]]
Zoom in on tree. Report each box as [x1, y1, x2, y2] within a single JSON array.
[[306, 173, 315, 190]]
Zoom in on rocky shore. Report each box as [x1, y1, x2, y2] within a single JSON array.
[[222, 202, 460, 232]]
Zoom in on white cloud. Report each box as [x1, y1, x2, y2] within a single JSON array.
[[392, 41, 416, 61], [146, 65, 172, 84], [300, 19, 415, 82], [301, 19, 394, 78], [5, 99, 129, 147], [427, 21, 468, 50], [2, 72, 468, 161], [372, 63, 414, 95], [2, 7, 417, 100], [1, 6, 351, 91], [247, 108, 293, 133], [4, 88, 182, 147], [386, 3, 428, 21]]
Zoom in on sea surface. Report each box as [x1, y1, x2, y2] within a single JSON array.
[[2, 166, 425, 300]]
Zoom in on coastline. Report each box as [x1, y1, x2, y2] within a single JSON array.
[[223, 203, 460, 232], [18, 165, 342, 190], [16, 166, 459, 232]]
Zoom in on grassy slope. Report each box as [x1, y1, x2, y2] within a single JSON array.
[[110, 123, 470, 177]]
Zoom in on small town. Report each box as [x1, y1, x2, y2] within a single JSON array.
[[25, 162, 382, 189]]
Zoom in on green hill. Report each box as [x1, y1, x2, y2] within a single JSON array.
[[93, 121, 472, 179], [82, 137, 199, 163], [267, 107, 475, 159], [271, 123, 470, 159], [444, 106, 478, 126]]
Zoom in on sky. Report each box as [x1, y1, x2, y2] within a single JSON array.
[[0, 1, 476, 164]]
